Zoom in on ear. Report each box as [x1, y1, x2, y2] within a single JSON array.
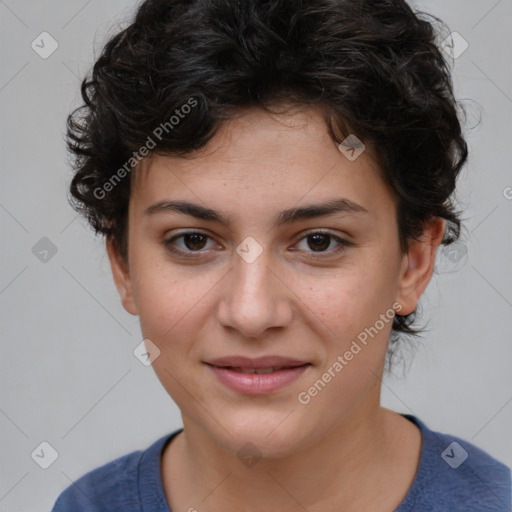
[[106, 237, 138, 316], [396, 218, 445, 315]]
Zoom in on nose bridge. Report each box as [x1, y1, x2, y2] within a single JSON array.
[[218, 242, 290, 338]]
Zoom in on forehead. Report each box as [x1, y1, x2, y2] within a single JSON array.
[[129, 106, 394, 219]]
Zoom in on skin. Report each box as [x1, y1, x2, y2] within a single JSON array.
[[107, 106, 445, 511]]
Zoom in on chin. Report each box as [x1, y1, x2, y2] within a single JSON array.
[[208, 410, 315, 461]]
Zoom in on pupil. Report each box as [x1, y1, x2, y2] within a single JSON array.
[[185, 233, 207, 251], [309, 234, 329, 251]]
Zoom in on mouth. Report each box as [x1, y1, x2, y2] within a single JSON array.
[[212, 363, 309, 374], [207, 365, 310, 374], [203, 357, 312, 394], [204, 355, 310, 369]]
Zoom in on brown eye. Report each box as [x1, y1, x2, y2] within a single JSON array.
[[307, 234, 331, 252], [164, 231, 217, 256], [294, 230, 352, 259], [182, 233, 208, 251]]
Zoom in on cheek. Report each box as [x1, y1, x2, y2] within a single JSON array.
[[132, 266, 214, 404], [294, 261, 396, 341], [129, 255, 201, 340]]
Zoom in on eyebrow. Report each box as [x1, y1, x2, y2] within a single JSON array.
[[143, 198, 369, 227]]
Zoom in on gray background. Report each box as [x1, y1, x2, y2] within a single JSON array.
[[1, 1, 511, 510]]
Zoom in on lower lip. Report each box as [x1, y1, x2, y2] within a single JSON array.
[[205, 364, 310, 394]]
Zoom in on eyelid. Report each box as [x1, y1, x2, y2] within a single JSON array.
[[164, 229, 220, 255], [296, 228, 352, 242], [292, 229, 352, 259]]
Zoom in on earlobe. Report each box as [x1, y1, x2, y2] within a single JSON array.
[[396, 218, 445, 315], [106, 238, 139, 316]]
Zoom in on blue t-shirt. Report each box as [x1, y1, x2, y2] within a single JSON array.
[[51, 415, 511, 511]]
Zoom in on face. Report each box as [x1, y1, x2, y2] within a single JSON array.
[[108, 106, 442, 457]]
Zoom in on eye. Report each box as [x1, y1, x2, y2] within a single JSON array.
[[164, 231, 218, 255], [294, 231, 351, 259], [163, 229, 351, 260]]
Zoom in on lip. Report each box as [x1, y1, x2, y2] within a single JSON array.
[[204, 356, 311, 395], [204, 355, 309, 369]]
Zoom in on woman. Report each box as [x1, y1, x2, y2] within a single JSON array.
[[52, 0, 511, 510]]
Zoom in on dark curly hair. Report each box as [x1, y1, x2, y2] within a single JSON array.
[[66, 0, 468, 356]]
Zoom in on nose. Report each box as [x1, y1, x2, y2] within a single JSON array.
[[216, 246, 293, 339]]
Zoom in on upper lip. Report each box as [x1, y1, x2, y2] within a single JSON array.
[[204, 356, 310, 369]]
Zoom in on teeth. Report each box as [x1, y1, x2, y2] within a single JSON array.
[[234, 367, 285, 374]]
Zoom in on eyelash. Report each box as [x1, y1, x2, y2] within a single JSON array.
[[163, 230, 352, 260]]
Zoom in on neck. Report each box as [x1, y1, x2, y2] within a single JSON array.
[[162, 402, 421, 511]]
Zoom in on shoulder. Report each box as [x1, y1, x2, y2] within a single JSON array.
[[398, 415, 511, 512], [51, 431, 179, 512], [51, 448, 143, 512]]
